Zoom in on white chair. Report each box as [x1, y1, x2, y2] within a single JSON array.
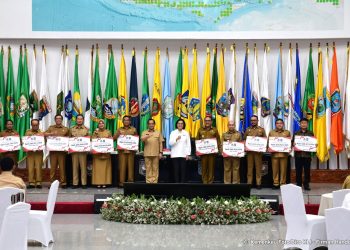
[[342, 192, 350, 208], [0, 187, 25, 226], [281, 184, 327, 250], [0, 202, 31, 250], [325, 207, 350, 250], [332, 189, 350, 207], [27, 180, 59, 246]]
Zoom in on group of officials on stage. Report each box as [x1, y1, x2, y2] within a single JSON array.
[[0, 114, 314, 191]]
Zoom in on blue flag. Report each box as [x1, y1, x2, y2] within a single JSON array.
[[293, 47, 302, 132], [129, 50, 140, 134], [239, 52, 252, 132], [162, 56, 174, 149], [273, 51, 283, 126]]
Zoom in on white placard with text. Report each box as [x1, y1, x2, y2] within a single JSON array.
[[195, 138, 218, 156], [245, 136, 267, 152], [22, 135, 45, 152], [0, 136, 21, 152]]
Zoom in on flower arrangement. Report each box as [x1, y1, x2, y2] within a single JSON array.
[[101, 194, 272, 225]]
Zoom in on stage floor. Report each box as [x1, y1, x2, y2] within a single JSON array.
[[26, 183, 343, 205]]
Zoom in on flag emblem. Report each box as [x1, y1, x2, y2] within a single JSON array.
[[174, 93, 182, 118], [316, 96, 325, 117], [17, 95, 29, 118], [104, 97, 118, 119], [216, 93, 229, 117], [261, 97, 271, 117], [331, 90, 341, 114], [162, 96, 173, 119], [141, 94, 150, 116], [118, 96, 127, 118], [129, 97, 139, 117], [151, 98, 160, 116], [189, 97, 200, 121], [180, 90, 189, 118], [91, 95, 102, 122], [39, 95, 51, 120]]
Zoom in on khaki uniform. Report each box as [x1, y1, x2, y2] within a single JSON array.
[[268, 129, 291, 187], [0, 129, 19, 164], [196, 127, 221, 184], [92, 129, 112, 185], [222, 130, 242, 184], [0, 171, 26, 189], [70, 125, 89, 186], [46, 125, 69, 185], [243, 126, 267, 186], [114, 126, 138, 187], [25, 129, 44, 186], [142, 130, 163, 184]]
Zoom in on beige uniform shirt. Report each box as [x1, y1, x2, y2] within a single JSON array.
[[243, 126, 266, 139], [114, 126, 138, 153], [142, 130, 163, 157], [46, 124, 69, 137], [92, 129, 112, 139], [0, 129, 19, 137], [0, 171, 26, 189], [268, 129, 291, 158], [70, 125, 89, 137], [196, 127, 221, 147], [25, 129, 44, 137]]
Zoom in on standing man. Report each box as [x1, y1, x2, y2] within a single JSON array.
[[222, 121, 242, 184], [25, 119, 44, 189], [196, 116, 221, 184], [141, 119, 163, 183], [268, 119, 291, 189], [70, 114, 89, 189], [243, 115, 267, 189], [45, 114, 69, 189], [293, 118, 314, 190], [0, 120, 19, 164], [114, 115, 138, 187]]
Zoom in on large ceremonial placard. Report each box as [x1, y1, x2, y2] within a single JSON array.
[[222, 141, 245, 158], [117, 135, 139, 151], [195, 138, 218, 156], [294, 136, 317, 152], [0, 136, 21, 152], [46, 136, 69, 151], [91, 138, 114, 154], [68, 136, 91, 153], [268, 137, 291, 153], [22, 136, 45, 152], [245, 136, 267, 152]]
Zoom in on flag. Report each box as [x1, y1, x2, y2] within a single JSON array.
[[71, 47, 83, 127], [260, 45, 272, 136], [228, 45, 240, 131], [16, 46, 31, 162], [345, 44, 350, 156], [29, 46, 39, 119], [181, 48, 189, 133], [173, 49, 183, 127], [140, 49, 151, 151], [103, 46, 118, 133], [118, 48, 128, 129], [252, 46, 261, 123], [211, 47, 218, 127], [239, 49, 253, 132], [39, 48, 52, 133], [313, 49, 328, 162], [293, 45, 302, 133], [84, 46, 94, 130], [273, 48, 283, 124], [5, 47, 15, 123], [302, 47, 315, 132], [201, 46, 211, 125], [90, 46, 103, 132], [63, 48, 72, 127], [162, 51, 173, 148], [189, 47, 200, 138], [216, 47, 228, 137], [284, 46, 293, 133], [324, 46, 331, 151], [15, 46, 23, 127], [152, 48, 162, 132], [129, 48, 140, 134], [0, 46, 5, 130], [56, 47, 64, 117], [330, 45, 344, 155]]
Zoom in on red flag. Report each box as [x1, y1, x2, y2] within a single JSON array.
[[330, 46, 344, 154]]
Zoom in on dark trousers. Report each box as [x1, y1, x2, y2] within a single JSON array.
[[172, 157, 187, 183], [295, 157, 311, 187]]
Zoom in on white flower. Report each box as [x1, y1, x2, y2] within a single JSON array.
[[177, 201, 182, 205], [206, 200, 211, 204], [133, 199, 138, 202], [115, 197, 120, 201], [162, 200, 167, 204], [224, 201, 229, 205], [238, 201, 243, 205], [150, 202, 155, 205], [121, 200, 125, 203], [191, 202, 195, 206]]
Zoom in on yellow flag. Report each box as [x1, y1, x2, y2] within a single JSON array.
[[188, 48, 200, 138], [313, 49, 328, 162], [216, 47, 228, 137], [151, 48, 162, 131], [181, 48, 190, 134], [118, 49, 129, 129], [201, 47, 211, 125]]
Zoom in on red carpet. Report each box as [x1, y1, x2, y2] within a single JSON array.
[[29, 202, 94, 214], [279, 204, 320, 215]]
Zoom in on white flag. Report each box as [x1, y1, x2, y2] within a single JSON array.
[[260, 46, 272, 136], [252, 47, 261, 124], [84, 48, 94, 129], [30, 48, 39, 119], [39, 48, 52, 132], [283, 47, 293, 133], [63, 49, 72, 127], [324, 46, 331, 150], [344, 46, 350, 156], [228, 46, 240, 131]]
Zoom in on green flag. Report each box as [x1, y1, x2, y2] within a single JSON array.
[[15, 46, 23, 127], [173, 48, 183, 127], [0, 46, 5, 130], [140, 49, 151, 151], [16, 47, 31, 162], [302, 47, 315, 132], [210, 47, 218, 127], [103, 47, 118, 133], [90, 46, 103, 133], [5, 47, 15, 123], [71, 48, 83, 127]]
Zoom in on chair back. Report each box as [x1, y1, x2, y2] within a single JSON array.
[[46, 180, 59, 219], [0, 187, 25, 226], [281, 184, 307, 225], [342, 193, 350, 209], [325, 207, 350, 250], [332, 189, 350, 207], [0, 202, 30, 250]]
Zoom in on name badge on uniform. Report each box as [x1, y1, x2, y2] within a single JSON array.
[[91, 138, 114, 154], [46, 136, 69, 151], [68, 136, 91, 153], [117, 135, 139, 151], [0, 136, 21, 152], [245, 136, 267, 152], [22, 136, 45, 152], [268, 137, 291, 153], [222, 141, 245, 158], [195, 138, 218, 156], [294, 136, 317, 152]]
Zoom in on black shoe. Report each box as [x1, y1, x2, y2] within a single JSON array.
[[72, 185, 78, 189], [27, 185, 35, 189], [256, 185, 262, 190], [82, 185, 87, 189], [36, 185, 42, 189], [61, 185, 67, 189], [304, 186, 311, 191]]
